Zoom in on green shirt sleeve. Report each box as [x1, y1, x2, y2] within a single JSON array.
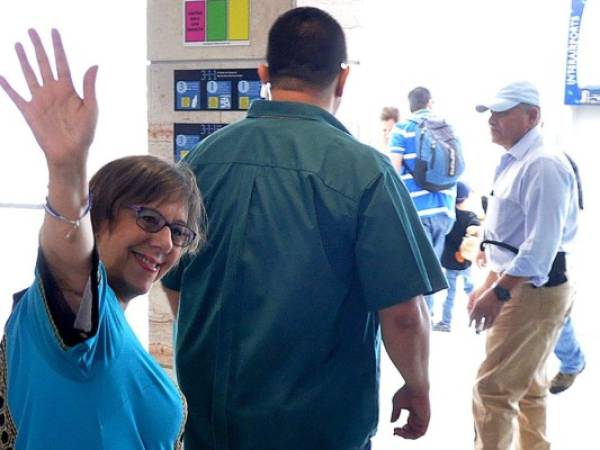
[[355, 168, 447, 312]]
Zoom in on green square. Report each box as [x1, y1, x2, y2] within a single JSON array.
[[207, 0, 227, 41]]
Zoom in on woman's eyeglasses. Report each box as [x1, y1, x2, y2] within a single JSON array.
[[126, 205, 196, 247]]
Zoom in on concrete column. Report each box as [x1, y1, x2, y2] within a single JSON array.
[[147, 0, 294, 374]]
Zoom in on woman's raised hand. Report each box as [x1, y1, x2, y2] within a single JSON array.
[[0, 29, 98, 169]]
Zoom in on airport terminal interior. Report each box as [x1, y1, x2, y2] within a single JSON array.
[[0, 1, 598, 448]]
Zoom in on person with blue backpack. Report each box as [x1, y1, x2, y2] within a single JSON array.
[[389, 87, 465, 314]]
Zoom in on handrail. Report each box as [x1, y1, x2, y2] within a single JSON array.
[[0, 203, 44, 210]]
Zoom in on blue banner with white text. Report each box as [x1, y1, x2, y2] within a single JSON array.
[[565, 0, 600, 105]]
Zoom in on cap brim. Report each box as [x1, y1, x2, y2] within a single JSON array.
[[475, 98, 519, 113]]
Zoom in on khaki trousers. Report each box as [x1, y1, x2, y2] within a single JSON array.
[[473, 281, 573, 450]]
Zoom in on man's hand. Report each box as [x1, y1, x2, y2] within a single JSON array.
[[379, 297, 430, 440], [390, 385, 430, 439], [469, 288, 504, 332], [467, 270, 499, 315], [476, 249, 487, 268], [467, 285, 486, 314]]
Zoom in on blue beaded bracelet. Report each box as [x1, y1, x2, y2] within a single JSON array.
[[44, 193, 93, 239]]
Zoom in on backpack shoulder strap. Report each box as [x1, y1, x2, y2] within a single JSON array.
[[403, 117, 426, 169], [422, 116, 446, 127], [408, 116, 426, 127], [563, 152, 584, 210]]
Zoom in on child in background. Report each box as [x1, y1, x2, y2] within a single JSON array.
[[433, 182, 481, 332], [380, 106, 400, 149]]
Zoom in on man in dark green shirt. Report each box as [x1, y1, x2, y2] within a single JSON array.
[[162, 7, 446, 450]]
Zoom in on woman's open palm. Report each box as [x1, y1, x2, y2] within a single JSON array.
[[0, 29, 98, 168]]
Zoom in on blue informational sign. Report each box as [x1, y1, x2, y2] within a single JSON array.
[[565, 0, 600, 105], [174, 123, 226, 162], [174, 69, 262, 111], [176, 80, 201, 110], [237, 80, 262, 109], [206, 80, 232, 109]]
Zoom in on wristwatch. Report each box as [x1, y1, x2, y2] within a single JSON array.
[[493, 284, 512, 302]]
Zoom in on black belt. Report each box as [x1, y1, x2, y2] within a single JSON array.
[[480, 239, 567, 288]]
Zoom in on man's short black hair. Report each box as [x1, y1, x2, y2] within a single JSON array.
[[266, 7, 347, 90], [408, 87, 432, 112]]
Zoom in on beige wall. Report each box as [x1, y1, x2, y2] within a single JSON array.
[[147, 0, 365, 373], [147, 0, 295, 163]]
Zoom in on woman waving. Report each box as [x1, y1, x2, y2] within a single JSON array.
[[0, 29, 205, 449]]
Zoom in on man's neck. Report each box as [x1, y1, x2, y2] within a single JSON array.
[[412, 107, 431, 115], [270, 88, 337, 114], [504, 125, 537, 151]]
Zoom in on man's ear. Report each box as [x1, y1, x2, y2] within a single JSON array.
[[528, 106, 541, 127], [258, 64, 269, 84], [334, 66, 350, 97]]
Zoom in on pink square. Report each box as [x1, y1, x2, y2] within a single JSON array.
[[185, 1, 206, 42]]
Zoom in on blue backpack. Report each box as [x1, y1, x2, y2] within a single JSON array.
[[406, 117, 465, 192]]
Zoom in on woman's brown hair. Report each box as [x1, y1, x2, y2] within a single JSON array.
[[89, 155, 206, 252]]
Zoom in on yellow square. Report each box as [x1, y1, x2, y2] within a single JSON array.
[[239, 96, 250, 109], [208, 97, 219, 109], [181, 97, 190, 108]]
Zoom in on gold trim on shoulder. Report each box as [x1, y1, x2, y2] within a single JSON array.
[[174, 383, 187, 450], [0, 336, 17, 448]]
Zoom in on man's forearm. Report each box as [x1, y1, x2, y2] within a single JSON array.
[[379, 296, 430, 393], [390, 153, 404, 173], [480, 270, 498, 291]]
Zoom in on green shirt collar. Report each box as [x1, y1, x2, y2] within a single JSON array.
[[247, 100, 351, 136]]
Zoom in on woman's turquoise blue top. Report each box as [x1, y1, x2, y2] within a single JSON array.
[[0, 256, 186, 449]]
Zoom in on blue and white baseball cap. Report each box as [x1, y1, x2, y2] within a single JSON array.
[[475, 81, 540, 113]]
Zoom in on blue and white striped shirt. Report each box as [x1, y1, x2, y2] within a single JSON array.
[[388, 109, 456, 219]]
